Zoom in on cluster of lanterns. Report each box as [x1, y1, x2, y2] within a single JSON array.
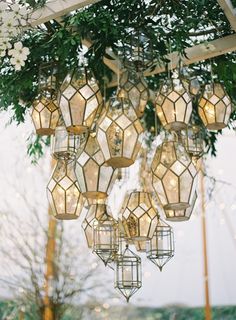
[[31, 61, 232, 302]]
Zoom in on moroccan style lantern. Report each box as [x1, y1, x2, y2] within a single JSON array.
[[155, 78, 192, 131], [58, 67, 103, 134], [47, 160, 84, 220], [96, 97, 144, 168], [115, 244, 142, 302], [122, 191, 158, 241], [151, 140, 197, 210], [93, 209, 119, 265], [75, 133, 117, 199], [118, 69, 149, 117], [198, 83, 232, 130], [146, 218, 174, 271], [181, 125, 205, 158], [164, 191, 197, 222]]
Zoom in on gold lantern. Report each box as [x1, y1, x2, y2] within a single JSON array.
[[82, 204, 106, 248], [155, 79, 192, 131], [151, 140, 197, 210], [96, 97, 144, 168], [146, 218, 174, 271], [115, 244, 142, 302], [118, 69, 149, 118], [122, 191, 158, 241], [75, 133, 117, 199], [181, 125, 205, 158], [164, 191, 197, 222], [58, 67, 103, 134], [47, 160, 84, 220], [198, 83, 232, 130], [93, 210, 119, 265]]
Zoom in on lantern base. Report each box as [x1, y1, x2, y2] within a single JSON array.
[[106, 157, 134, 168], [83, 191, 108, 200], [36, 128, 55, 135], [165, 216, 190, 222], [67, 125, 88, 134], [165, 122, 187, 131], [164, 202, 190, 210], [53, 214, 78, 220], [206, 123, 227, 131]]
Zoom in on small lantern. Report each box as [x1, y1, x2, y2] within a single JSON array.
[[118, 69, 149, 118], [47, 160, 84, 220], [122, 191, 158, 241], [115, 245, 142, 302], [82, 204, 106, 248], [58, 67, 103, 134], [93, 210, 119, 265], [155, 79, 192, 131], [75, 134, 117, 199], [198, 83, 232, 130], [164, 191, 197, 222], [146, 218, 174, 271], [151, 140, 197, 210], [96, 97, 144, 168], [134, 240, 146, 253], [51, 125, 80, 160], [181, 125, 205, 158]]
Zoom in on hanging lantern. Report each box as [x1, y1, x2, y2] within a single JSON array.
[[75, 133, 117, 199], [115, 245, 142, 302], [155, 79, 192, 131], [122, 191, 158, 241], [96, 97, 143, 168], [181, 125, 205, 158], [118, 69, 149, 118], [47, 160, 84, 220], [151, 140, 197, 211], [134, 240, 146, 253], [58, 67, 103, 134], [146, 218, 174, 271], [198, 83, 232, 130], [93, 209, 119, 265], [164, 191, 197, 222], [82, 204, 106, 248], [51, 124, 79, 160]]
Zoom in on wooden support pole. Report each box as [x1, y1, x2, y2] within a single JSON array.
[[217, 0, 236, 32]]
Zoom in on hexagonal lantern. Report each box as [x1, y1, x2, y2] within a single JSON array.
[[82, 204, 106, 248], [96, 97, 144, 168], [47, 160, 84, 220], [181, 125, 205, 158], [151, 141, 197, 211], [155, 79, 192, 131], [118, 69, 149, 118], [198, 83, 232, 130], [75, 134, 117, 199], [58, 67, 103, 134], [122, 191, 158, 241], [164, 191, 197, 222]]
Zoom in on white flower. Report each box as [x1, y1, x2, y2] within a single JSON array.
[[0, 49, 6, 58], [7, 27, 19, 38], [9, 41, 30, 61], [0, 2, 8, 13], [11, 3, 28, 25], [10, 56, 25, 71], [0, 38, 11, 51], [0, 26, 8, 38]]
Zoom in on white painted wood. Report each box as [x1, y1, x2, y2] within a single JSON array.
[[218, 0, 236, 32]]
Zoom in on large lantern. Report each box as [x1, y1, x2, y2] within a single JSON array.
[[122, 191, 158, 241], [198, 83, 232, 130], [155, 79, 192, 131], [146, 218, 174, 271], [118, 70, 149, 118], [151, 140, 197, 210], [75, 133, 117, 199], [181, 125, 205, 158], [115, 245, 142, 302], [47, 160, 84, 220], [58, 67, 103, 134], [96, 97, 143, 168]]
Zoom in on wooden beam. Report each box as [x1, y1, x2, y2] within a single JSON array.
[[29, 0, 101, 27], [217, 0, 236, 32]]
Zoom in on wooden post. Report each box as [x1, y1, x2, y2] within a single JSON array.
[[200, 161, 212, 320]]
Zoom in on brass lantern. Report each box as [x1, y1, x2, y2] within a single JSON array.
[[58, 67, 103, 134], [82, 204, 106, 248], [115, 245, 142, 302], [151, 140, 197, 211], [96, 97, 144, 168], [181, 125, 205, 158], [198, 83, 232, 130], [155, 79, 192, 131], [164, 191, 197, 222], [146, 218, 174, 271], [118, 69, 149, 118], [122, 191, 158, 241], [47, 160, 84, 220], [93, 210, 119, 265], [75, 133, 117, 199]]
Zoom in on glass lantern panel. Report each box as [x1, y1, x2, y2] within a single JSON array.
[[84, 159, 99, 191], [175, 97, 186, 122], [70, 92, 85, 124], [123, 125, 138, 158], [180, 169, 193, 203], [215, 101, 226, 123], [53, 186, 65, 214], [97, 129, 110, 160], [163, 171, 179, 204], [162, 99, 175, 123], [139, 215, 151, 238]]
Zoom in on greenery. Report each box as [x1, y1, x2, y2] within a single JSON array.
[[0, 0, 236, 158]]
